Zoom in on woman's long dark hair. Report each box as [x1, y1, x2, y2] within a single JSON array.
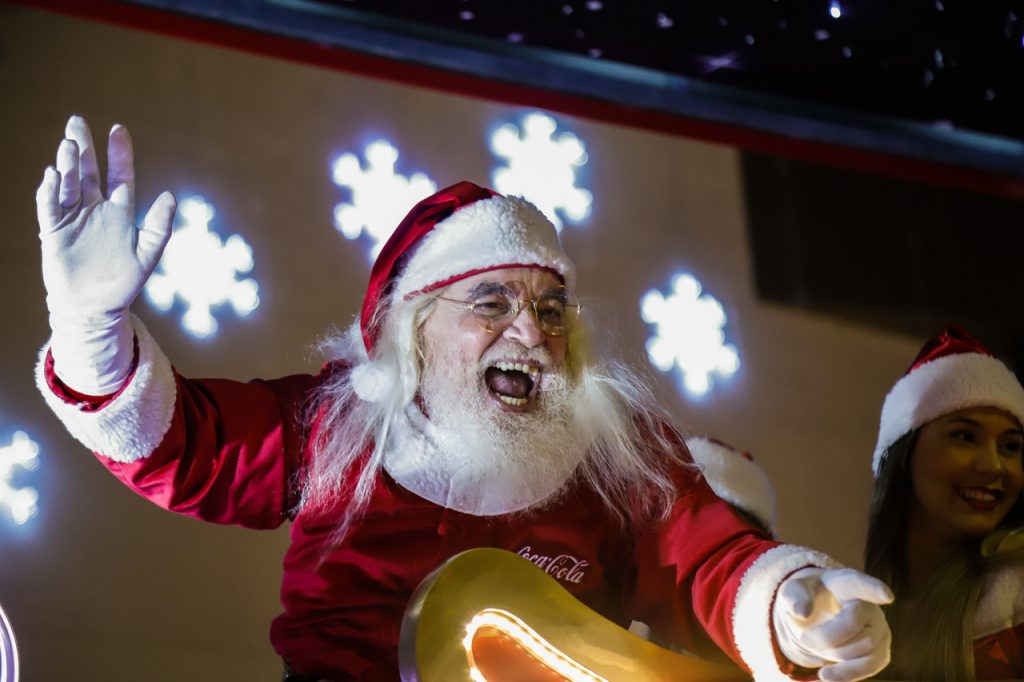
[[865, 430, 1024, 680]]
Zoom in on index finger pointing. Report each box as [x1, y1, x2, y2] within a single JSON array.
[[822, 569, 894, 605]]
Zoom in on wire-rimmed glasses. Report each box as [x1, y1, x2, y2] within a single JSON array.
[[434, 281, 582, 336]]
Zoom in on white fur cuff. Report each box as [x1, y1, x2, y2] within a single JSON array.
[[732, 545, 838, 682], [36, 314, 177, 463]]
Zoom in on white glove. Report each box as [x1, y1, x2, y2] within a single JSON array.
[[36, 115, 176, 395], [773, 567, 893, 682]]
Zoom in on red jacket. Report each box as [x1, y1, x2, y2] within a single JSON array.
[[38, 317, 830, 680]]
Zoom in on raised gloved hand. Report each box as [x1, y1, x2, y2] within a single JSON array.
[[773, 567, 893, 682], [36, 115, 176, 395]]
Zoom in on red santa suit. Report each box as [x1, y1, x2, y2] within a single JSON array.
[[37, 317, 834, 681]]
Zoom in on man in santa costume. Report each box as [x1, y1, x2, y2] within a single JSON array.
[[35, 116, 893, 681]]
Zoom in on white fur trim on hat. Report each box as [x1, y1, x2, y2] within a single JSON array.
[[395, 195, 576, 298], [36, 314, 177, 463], [873, 353, 1024, 475], [687, 437, 777, 534], [732, 545, 838, 682]]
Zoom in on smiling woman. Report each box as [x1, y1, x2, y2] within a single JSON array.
[[865, 326, 1024, 680], [910, 408, 1023, 547]]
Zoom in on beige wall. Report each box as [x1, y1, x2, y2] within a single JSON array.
[[0, 5, 922, 680]]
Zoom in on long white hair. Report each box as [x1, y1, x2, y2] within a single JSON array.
[[299, 292, 686, 545]]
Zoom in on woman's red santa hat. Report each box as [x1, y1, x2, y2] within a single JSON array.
[[351, 180, 575, 402], [873, 325, 1024, 476]]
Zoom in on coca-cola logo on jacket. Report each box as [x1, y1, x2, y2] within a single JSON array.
[[516, 545, 589, 585]]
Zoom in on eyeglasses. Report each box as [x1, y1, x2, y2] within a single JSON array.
[[434, 281, 582, 336]]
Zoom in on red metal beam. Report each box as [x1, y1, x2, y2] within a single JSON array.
[[18, 0, 1024, 201]]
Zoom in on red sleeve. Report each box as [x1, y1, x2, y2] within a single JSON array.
[[620, 425, 825, 678], [44, 344, 329, 530], [623, 466, 782, 667], [102, 370, 321, 529]]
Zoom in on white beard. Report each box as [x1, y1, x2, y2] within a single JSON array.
[[381, 339, 590, 515]]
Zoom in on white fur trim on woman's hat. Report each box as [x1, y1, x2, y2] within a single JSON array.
[[873, 325, 1024, 476]]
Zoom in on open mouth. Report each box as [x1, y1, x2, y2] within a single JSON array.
[[484, 361, 542, 408], [956, 487, 1003, 510]]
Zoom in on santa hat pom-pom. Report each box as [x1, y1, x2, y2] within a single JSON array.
[[350, 360, 398, 403]]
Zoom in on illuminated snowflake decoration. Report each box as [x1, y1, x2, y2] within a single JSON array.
[[641, 273, 740, 397], [491, 112, 592, 232], [144, 196, 259, 338], [0, 431, 39, 525], [332, 140, 437, 260]]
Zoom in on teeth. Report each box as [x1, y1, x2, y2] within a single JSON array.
[[959, 488, 998, 501], [494, 361, 541, 378], [498, 395, 528, 407]]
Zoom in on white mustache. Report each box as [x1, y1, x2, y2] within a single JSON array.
[[478, 341, 555, 371]]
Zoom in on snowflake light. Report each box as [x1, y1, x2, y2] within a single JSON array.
[[641, 273, 740, 397], [144, 196, 259, 338], [491, 112, 592, 232], [332, 140, 437, 260], [0, 431, 39, 525]]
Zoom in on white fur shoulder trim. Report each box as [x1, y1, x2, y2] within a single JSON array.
[[36, 314, 177, 463], [732, 544, 838, 682], [975, 564, 1024, 639], [687, 437, 777, 534]]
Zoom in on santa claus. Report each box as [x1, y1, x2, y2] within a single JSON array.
[[35, 116, 892, 681]]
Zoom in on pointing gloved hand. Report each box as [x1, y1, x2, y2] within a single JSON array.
[[773, 567, 893, 682], [36, 115, 176, 395]]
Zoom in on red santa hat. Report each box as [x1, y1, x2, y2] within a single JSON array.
[[872, 325, 1024, 476], [351, 180, 575, 402]]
